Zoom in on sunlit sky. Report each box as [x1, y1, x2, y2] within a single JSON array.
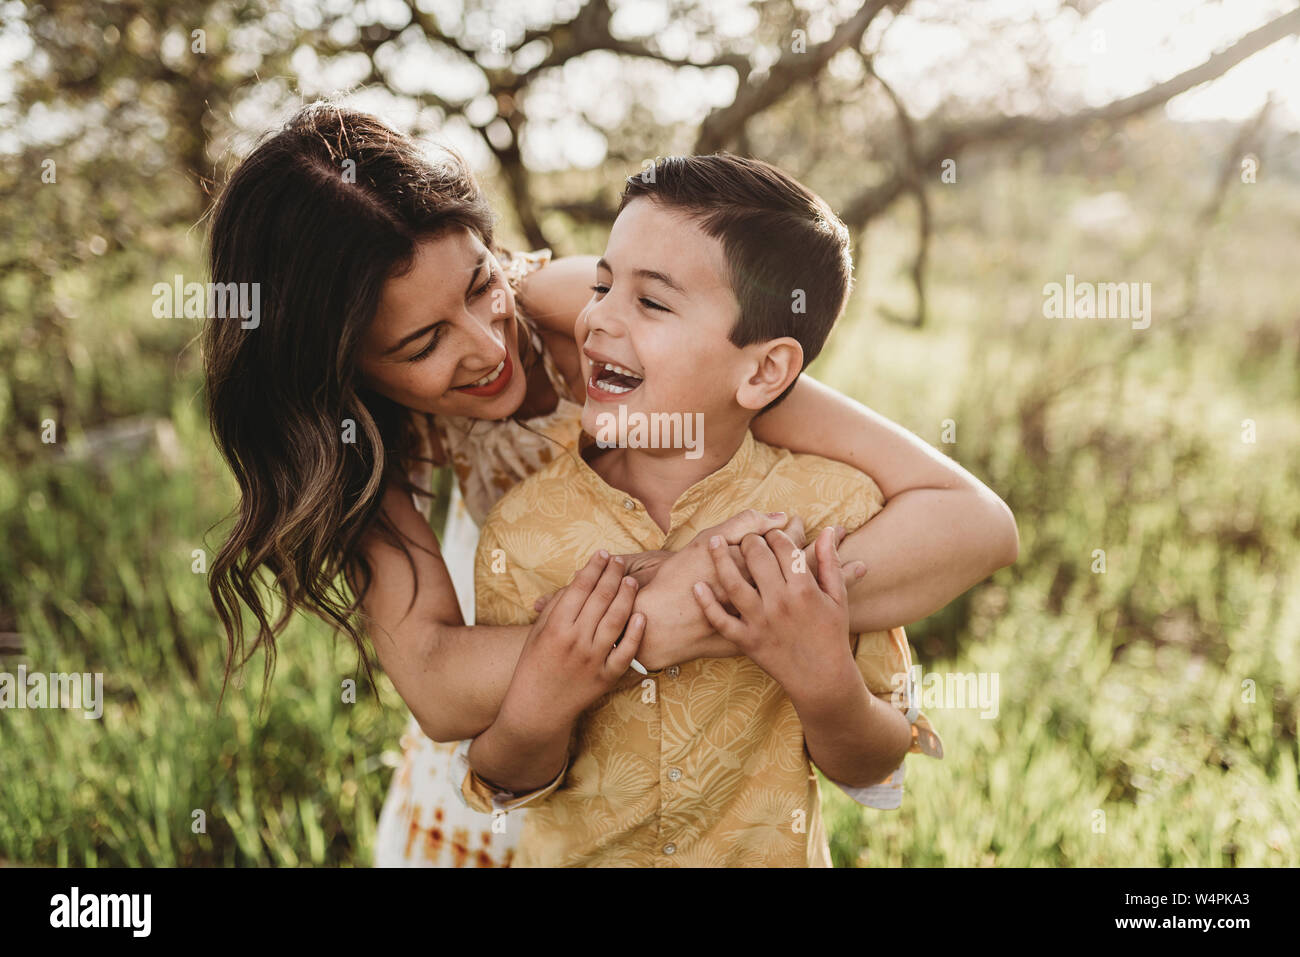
[[0, 0, 1296, 167]]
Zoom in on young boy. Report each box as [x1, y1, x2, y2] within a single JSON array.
[[461, 155, 942, 867]]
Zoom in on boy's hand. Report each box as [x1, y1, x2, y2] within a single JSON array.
[[690, 525, 859, 703], [501, 551, 646, 732]]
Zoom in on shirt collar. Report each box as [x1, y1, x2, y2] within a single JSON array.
[[569, 428, 757, 532]]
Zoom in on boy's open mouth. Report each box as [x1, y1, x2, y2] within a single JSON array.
[[589, 359, 644, 396]]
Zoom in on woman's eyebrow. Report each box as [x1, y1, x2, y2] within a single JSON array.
[[381, 255, 489, 356], [596, 256, 684, 295]]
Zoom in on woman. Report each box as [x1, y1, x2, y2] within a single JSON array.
[[203, 103, 1018, 867]]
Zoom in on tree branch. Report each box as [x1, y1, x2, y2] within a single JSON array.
[[694, 0, 904, 154], [840, 7, 1300, 229], [866, 57, 929, 327]]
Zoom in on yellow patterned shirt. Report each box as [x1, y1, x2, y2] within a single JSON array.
[[468, 430, 943, 867]]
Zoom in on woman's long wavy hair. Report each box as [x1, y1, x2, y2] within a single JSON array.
[[204, 103, 514, 707]]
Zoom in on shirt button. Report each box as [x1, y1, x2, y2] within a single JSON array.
[[622, 498, 636, 510], [663, 843, 676, 856], [667, 767, 682, 782], [665, 665, 680, 678]]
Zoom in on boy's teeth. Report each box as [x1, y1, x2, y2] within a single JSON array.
[[600, 361, 641, 379], [467, 360, 505, 387]]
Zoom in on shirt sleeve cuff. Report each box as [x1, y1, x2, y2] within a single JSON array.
[[825, 697, 944, 813], [830, 762, 907, 810], [451, 739, 569, 814]]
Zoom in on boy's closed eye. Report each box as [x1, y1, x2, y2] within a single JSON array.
[[589, 281, 671, 313]]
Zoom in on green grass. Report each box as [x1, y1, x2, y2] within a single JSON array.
[[2, 153, 1297, 867]]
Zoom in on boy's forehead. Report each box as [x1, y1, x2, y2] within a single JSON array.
[[605, 198, 730, 293]]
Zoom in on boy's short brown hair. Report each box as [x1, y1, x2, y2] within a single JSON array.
[[619, 154, 853, 407]]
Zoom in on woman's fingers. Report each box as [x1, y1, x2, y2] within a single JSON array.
[[707, 535, 764, 621], [710, 509, 789, 546], [784, 514, 807, 550]]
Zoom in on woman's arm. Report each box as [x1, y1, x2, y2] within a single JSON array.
[[359, 485, 529, 742], [515, 254, 598, 333], [750, 373, 1019, 632]]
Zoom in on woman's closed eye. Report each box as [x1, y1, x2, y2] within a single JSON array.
[[406, 325, 446, 363], [468, 267, 495, 301]]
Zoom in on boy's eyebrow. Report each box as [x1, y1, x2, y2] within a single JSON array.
[[381, 256, 487, 355], [597, 257, 685, 296]]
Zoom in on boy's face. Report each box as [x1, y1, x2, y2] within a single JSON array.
[[577, 198, 752, 446]]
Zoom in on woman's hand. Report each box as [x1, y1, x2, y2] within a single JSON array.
[[501, 551, 646, 730]]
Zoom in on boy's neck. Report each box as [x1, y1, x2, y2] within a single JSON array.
[[585, 417, 751, 533]]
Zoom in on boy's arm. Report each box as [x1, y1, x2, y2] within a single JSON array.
[[459, 524, 568, 809], [827, 625, 945, 805], [799, 622, 947, 793], [787, 660, 913, 791], [466, 701, 577, 797]]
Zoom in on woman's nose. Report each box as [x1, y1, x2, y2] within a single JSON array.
[[459, 306, 507, 364]]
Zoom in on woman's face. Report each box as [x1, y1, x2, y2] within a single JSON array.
[[358, 229, 528, 420]]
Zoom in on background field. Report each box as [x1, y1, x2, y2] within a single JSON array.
[[2, 0, 1298, 866]]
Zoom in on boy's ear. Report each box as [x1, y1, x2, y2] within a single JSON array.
[[736, 338, 803, 411]]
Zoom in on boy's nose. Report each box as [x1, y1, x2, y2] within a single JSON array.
[[583, 296, 626, 338]]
